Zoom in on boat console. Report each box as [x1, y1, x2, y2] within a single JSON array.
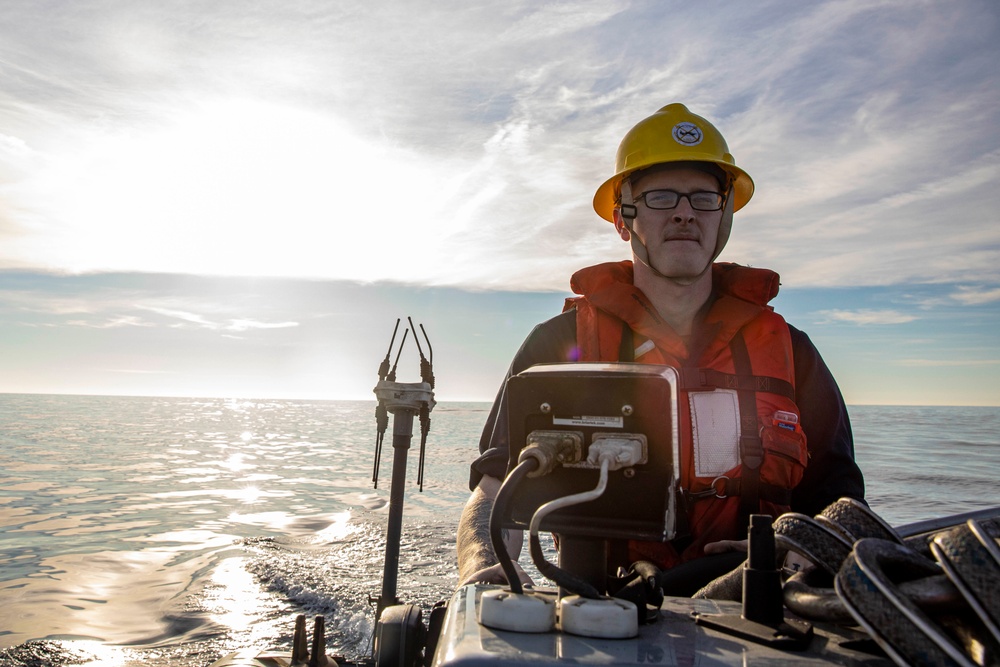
[[209, 332, 1000, 667], [502, 362, 681, 545]]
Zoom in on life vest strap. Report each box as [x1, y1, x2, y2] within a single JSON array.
[[619, 322, 635, 361], [679, 367, 795, 402], [728, 333, 762, 530], [687, 477, 793, 506]]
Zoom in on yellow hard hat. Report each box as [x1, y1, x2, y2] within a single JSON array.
[[593, 103, 754, 222]]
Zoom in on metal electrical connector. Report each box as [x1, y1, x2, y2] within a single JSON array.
[[584, 435, 646, 471], [518, 430, 584, 477]]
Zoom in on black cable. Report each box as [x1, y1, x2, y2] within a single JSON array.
[[378, 319, 401, 381], [373, 400, 388, 487], [524, 458, 610, 599], [417, 405, 429, 491], [529, 533, 602, 600], [387, 329, 408, 381], [419, 323, 434, 388], [489, 459, 537, 595]]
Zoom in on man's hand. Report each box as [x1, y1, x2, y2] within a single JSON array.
[[704, 538, 816, 572], [459, 561, 535, 587], [703, 538, 748, 555], [457, 475, 530, 587]]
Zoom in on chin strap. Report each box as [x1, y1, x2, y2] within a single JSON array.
[[619, 180, 668, 279], [618, 178, 736, 284]]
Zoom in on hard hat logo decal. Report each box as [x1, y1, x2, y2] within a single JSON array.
[[672, 122, 703, 146]]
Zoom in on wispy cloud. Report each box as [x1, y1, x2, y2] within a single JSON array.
[[138, 306, 215, 328], [0, 1, 997, 294], [951, 286, 1000, 306], [137, 306, 298, 332], [0, 290, 100, 315], [103, 368, 176, 375], [817, 309, 919, 326], [3, 271, 997, 404], [898, 359, 1000, 368], [226, 319, 299, 332], [0, 283, 301, 333], [66, 315, 152, 329]]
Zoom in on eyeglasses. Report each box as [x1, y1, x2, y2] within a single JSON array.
[[633, 189, 725, 212]]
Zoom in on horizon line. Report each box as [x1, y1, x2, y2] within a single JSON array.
[[1, 390, 998, 409]]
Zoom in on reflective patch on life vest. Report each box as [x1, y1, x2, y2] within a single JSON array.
[[690, 389, 741, 477]]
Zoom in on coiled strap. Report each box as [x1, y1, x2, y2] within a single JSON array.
[[836, 539, 978, 667], [930, 518, 1000, 645]]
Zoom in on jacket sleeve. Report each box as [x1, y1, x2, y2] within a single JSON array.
[[468, 311, 578, 490], [788, 324, 866, 516]]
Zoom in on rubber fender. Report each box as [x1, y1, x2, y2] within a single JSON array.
[[374, 604, 425, 667], [836, 538, 978, 667], [931, 518, 1000, 644], [774, 513, 853, 576], [816, 497, 901, 544], [783, 567, 853, 623]]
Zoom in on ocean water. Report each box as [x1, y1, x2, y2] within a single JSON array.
[[0, 395, 998, 666]]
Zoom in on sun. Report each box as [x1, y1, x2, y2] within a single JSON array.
[[16, 98, 467, 281]]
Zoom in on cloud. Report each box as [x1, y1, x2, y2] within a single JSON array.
[[0, 290, 99, 315], [66, 315, 152, 329], [103, 368, 176, 375], [898, 359, 1000, 367], [816, 309, 918, 325], [137, 306, 298, 332], [0, 282, 301, 333], [137, 306, 215, 328], [951, 286, 1000, 306], [226, 319, 299, 332], [0, 1, 998, 291]]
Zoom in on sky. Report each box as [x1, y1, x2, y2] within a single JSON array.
[[0, 0, 998, 405]]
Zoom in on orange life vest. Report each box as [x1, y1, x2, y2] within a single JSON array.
[[564, 261, 808, 568]]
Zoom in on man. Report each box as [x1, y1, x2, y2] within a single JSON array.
[[456, 103, 865, 588]]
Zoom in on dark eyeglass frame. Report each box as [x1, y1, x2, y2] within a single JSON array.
[[633, 189, 725, 212]]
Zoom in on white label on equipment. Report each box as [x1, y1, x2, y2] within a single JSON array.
[[553, 415, 624, 428]]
